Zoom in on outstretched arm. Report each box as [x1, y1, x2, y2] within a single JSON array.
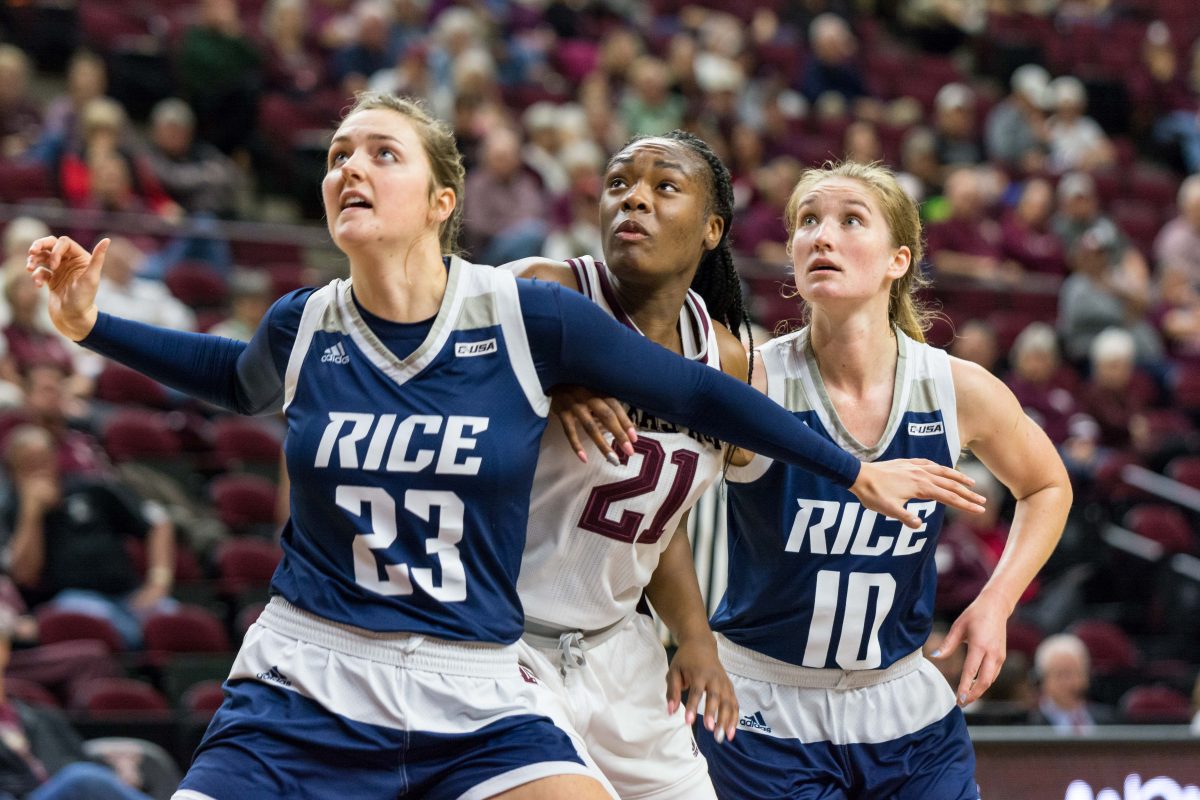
[[524, 282, 987, 527], [933, 358, 1072, 706], [28, 236, 290, 414]]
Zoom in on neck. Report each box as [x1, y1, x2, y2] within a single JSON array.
[[610, 271, 694, 352], [347, 239, 447, 322], [807, 299, 897, 394]]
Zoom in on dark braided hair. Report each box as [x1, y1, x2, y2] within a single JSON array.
[[622, 130, 755, 389]]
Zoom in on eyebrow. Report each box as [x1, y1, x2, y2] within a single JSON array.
[[329, 133, 404, 148], [798, 196, 873, 215], [607, 156, 688, 173]]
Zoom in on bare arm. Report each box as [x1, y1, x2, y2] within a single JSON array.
[[935, 357, 1072, 705], [645, 512, 738, 742], [130, 507, 176, 611], [9, 492, 51, 588]]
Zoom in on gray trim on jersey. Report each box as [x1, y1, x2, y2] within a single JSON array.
[[928, 346, 961, 465], [491, 267, 551, 417], [283, 282, 337, 411], [724, 334, 789, 484], [340, 256, 468, 385], [797, 328, 912, 462]]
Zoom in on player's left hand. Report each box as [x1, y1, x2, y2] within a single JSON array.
[[667, 638, 738, 743], [933, 590, 1009, 707], [549, 385, 637, 465]]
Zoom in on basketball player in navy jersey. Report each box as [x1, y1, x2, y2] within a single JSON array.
[[28, 93, 983, 800], [698, 162, 1072, 799]]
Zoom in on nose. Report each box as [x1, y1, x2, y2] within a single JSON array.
[[811, 218, 833, 251], [338, 150, 366, 182], [620, 180, 649, 212]]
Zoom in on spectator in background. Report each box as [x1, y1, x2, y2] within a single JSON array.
[[32, 49, 106, 167], [1029, 633, 1116, 733], [735, 155, 804, 266], [1153, 173, 1200, 280], [93, 238, 196, 332], [1001, 178, 1068, 276], [1046, 76, 1115, 173], [22, 364, 107, 479], [426, 7, 490, 121], [330, 0, 396, 95], [1154, 263, 1200, 362], [207, 270, 272, 342], [949, 319, 1000, 374], [0, 46, 40, 161], [1051, 171, 1149, 282], [985, 63, 1050, 173], [1078, 327, 1158, 450], [896, 126, 943, 208], [542, 140, 604, 262], [1005, 322, 1078, 445], [1058, 226, 1162, 366], [261, 0, 325, 100], [842, 120, 882, 164], [926, 166, 1023, 281], [2, 270, 74, 379], [0, 592, 152, 800], [176, 0, 263, 156], [932, 82, 983, 170], [144, 99, 242, 219], [1192, 673, 1200, 735], [520, 102, 569, 197], [619, 57, 684, 137], [799, 13, 868, 107], [0, 426, 177, 650], [463, 127, 549, 264]]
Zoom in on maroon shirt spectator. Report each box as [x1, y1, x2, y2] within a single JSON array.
[[1077, 328, 1159, 449], [1004, 322, 1078, 444], [1001, 178, 1067, 276], [926, 167, 1022, 281], [1, 274, 74, 378]]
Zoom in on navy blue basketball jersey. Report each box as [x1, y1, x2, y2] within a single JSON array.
[[272, 258, 550, 644], [711, 327, 960, 670]]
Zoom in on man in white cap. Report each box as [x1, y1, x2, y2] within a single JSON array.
[[1046, 75, 1115, 172], [985, 63, 1051, 170]]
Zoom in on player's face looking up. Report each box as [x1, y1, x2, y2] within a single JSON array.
[[600, 138, 723, 284], [321, 108, 455, 257], [788, 176, 911, 309]]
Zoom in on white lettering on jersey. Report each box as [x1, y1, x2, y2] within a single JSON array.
[[907, 422, 944, 436], [784, 499, 937, 557], [454, 339, 497, 357], [315, 413, 489, 476]]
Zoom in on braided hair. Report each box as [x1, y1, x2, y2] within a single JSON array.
[[623, 130, 755, 387]]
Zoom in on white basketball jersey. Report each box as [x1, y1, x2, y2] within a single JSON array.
[[518, 257, 727, 630]]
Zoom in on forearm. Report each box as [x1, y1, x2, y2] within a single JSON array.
[[144, 521, 175, 590], [644, 521, 715, 647], [980, 482, 1072, 614], [9, 509, 46, 587]]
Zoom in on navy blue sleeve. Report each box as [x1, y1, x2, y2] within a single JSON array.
[[517, 280, 861, 487], [80, 289, 313, 416]]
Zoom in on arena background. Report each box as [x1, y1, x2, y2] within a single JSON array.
[[0, 1, 1195, 798]]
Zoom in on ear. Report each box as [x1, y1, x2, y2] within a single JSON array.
[[431, 185, 456, 224], [702, 212, 724, 252], [887, 245, 911, 280]]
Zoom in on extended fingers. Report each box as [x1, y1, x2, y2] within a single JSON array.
[[665, 666, 683, 716], [922, 477, 987, 512], [965, 651, 1003, 706], [556, 408, 589, 463], [586, 398, 634, 458]]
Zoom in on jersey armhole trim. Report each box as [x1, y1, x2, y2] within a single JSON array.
[[495, 271, 551, 418], [283, 283, 337, 411]]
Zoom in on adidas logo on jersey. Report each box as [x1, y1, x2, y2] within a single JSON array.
[[321, 342, 350, 364], [454, 338, 497, 358], [256, 666, 292, 687], [738, 711, 772, 733], [907, 421, 944, 436]]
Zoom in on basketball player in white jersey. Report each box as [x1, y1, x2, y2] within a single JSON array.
[[503, 136, 989, 799]]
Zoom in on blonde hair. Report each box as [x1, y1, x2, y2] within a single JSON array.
[[783, 160, 932, 342], [342, 92, 466, 254]]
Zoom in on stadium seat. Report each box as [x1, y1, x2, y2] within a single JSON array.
[[235, 601, 267, 637], [142, 605, 231, 655], [95, 362, 172, 409], [1006, 619, 1045, 660], [35, 608, 124, 653], [103, 410, 182, 463], [1165, 456, 1200, 492], [1123, 505, 1195, 556], [164, 261, 229, 309], [1171, 363, 1200, 415], [211, 417, 283, 473], [209, 473, 279, 535], [0, 160, 53, 203], [1118, 685, 1193, 724], [181, 680, 226, 715], [215, 538, 282, 597], [1067, 619, 1140, 674], [1126, 162, 1179, 213], [5, 677, 60, 708], [73, 677, 170, 716]]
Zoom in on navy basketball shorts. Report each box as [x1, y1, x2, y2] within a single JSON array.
[[699, 636, 979, 800], [173, 598, 603, 800]]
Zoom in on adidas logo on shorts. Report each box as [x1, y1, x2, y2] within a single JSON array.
[[321, 342, 350, 365], [738, 711, 772, 733], [257, 666, 293, 687]]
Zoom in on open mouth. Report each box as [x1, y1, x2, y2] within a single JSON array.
[[340, 193, 373, 212]]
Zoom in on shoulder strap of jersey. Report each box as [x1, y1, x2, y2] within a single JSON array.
[[924, 342, 961, 466], [683, 290, 719, 368], [724, 333, 794, 484], [484, 263, 551, 418], [283, 279, 341, 411]]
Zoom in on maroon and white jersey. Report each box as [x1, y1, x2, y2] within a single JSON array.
[[517, 257, 726, 630]]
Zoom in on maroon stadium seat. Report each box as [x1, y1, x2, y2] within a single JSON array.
[[95, 362, 172, 409], [215, 538, 282, 596], [1118, 685, 1193, 724], [181, 680, 226, 715], [1123, 505, 1195, 556], [102, 410, 181, 463], [142, 605, 231, 655], [209, 473, 279, 534], [1068, 619, 1140, 674], [211, 417, 283, 472], [5, 677, 60, 708], [73, 678, 170, 716], [35, 608, 124, 653], [1165, 456, 1200, 492], [164, 262, 229, 309]]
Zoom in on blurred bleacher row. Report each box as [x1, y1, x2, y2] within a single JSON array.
[[0, 0, 1193, 787]]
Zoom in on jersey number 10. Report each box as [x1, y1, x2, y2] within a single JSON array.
[[803, 571, 897, 669]]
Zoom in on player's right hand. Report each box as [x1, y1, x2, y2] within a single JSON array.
[[27, 235, 110, 342], [850, 458, 986, 529], [549, 385, 637, 465]]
